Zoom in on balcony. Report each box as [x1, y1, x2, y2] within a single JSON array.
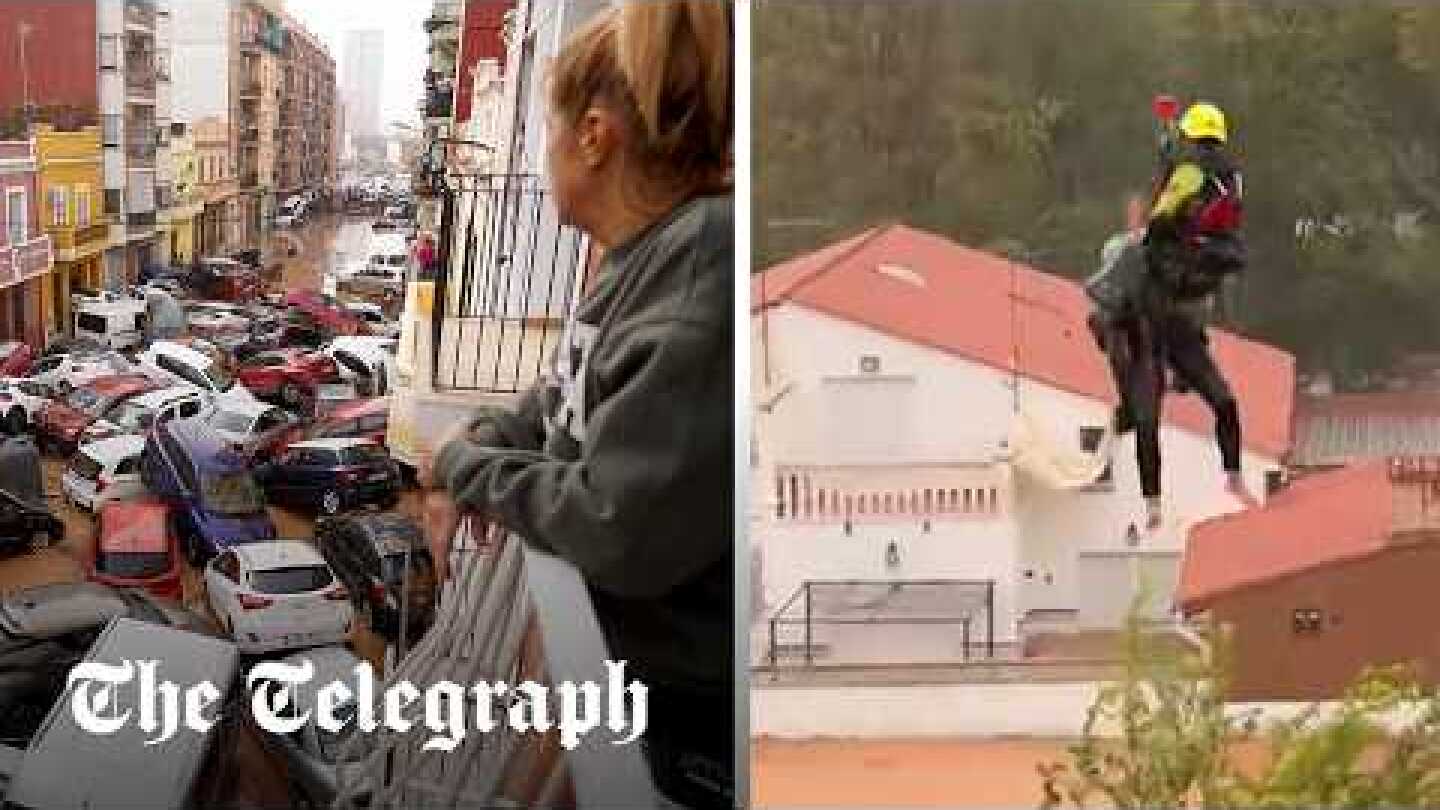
[[0, 235, 53, 290], [48, 222, 111, 254], [125, 140, 156, 168], [423, 13, 459, 34], [127, 212, 156, 232], [125, 66, 157, 102], [430, 175, 585, 393], [323, 523, 659, 807], [124, 0, 156, 32], [423, 87, 454, 121], [769, 462, 1008, 524]]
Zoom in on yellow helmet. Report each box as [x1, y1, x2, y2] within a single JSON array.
[[1178, 102, 1227, 143]]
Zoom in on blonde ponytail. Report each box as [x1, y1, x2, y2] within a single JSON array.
[[551, 1, 732, 203]]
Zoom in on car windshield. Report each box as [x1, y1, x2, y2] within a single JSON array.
[[341, 444, 388, 465], [65, 387, 104, 413], [108, 399, 153, 431], [68, 454, 104, 481], [95, 551, 170, 579], [205, 363, 235, 392], [249, 564, 332, 594], [381, 550, 433, 584], [209, 409, 254, 434], [200, 472, 265, 516]]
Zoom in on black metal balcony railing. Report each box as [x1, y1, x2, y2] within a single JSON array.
[[424, 88, 454, 120], [433, 174, 586, 393], [423, 13, 459, 33]]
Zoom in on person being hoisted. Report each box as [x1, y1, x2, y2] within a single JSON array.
[[1087, 98, 1258, 531]]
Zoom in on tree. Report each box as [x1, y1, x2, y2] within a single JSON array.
[[755, 1, 1440, 384]]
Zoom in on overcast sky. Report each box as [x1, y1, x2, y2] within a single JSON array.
[[285, 0, 429, 129]]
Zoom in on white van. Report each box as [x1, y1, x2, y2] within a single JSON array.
[[136, 341, 259, 407], [62, 434, 147, 512], [365, 234, 410, 279], [74, 299, 148, 351]]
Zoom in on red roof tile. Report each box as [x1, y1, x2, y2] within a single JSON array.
[[1178, 461, 1393, 609], [754, 224, 1295, 459]]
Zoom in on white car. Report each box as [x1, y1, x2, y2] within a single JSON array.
[[204, 398, 300, 454], [204, 542, 352, 654], [137, 341, 258, 407], [30, 351, 135, 393], [62, 435, 147, 512], [185, 303, 251, 337], [80, 385, 210, 444], [323, 337, 394, 396], [341, 303, 397, 337], [0, 377, 59, 432]]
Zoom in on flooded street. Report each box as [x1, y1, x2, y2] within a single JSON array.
[[0, 213, 420, 806]]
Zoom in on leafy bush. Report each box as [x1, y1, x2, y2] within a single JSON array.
[[1039, 612, 1440, 808]]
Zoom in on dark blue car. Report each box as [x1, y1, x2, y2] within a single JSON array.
[[256, 438, 400, 516], [140, 417, 276, 564]]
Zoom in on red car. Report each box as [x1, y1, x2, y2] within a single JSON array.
[[0, 342, 36, 377], [35, 374, 160, 454], [193, 258, 263, 302], [284, 290, 370, 337], [235, 348, 340, 407], [89, 500, 183, 600], [257, 396, 390, 461]]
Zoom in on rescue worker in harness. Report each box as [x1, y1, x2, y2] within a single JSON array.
[[1086, 99, 1257, 530]]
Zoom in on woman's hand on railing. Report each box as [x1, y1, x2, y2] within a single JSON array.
[[422, 488, 462, 583]]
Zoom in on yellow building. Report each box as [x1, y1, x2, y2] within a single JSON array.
[[167, 124, 204, 264], [34, 125, 110, 336]]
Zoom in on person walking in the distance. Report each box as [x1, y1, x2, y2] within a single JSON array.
[[419, 2, 734, 807]]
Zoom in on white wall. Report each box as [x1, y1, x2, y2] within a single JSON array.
[[752, 683, 1427, 739], [764, 518, 1019, 646], [170, 0, 231, 124], [754, 304, 1283, 638]]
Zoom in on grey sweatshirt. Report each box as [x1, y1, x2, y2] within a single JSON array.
[[432, 194, 734, 693]]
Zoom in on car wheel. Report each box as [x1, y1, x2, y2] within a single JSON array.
[[320, 489, 343, 516], [4, 408, 26, 437]]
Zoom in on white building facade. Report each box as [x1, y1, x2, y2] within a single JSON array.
[[753, 225, 1295, 662]]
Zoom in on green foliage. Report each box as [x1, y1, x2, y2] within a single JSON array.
[[1038, 607, 1440, 808], [756, 2, 1440, 384]]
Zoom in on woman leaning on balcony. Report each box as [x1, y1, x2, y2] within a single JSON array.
[[419, 2, 734, 808]]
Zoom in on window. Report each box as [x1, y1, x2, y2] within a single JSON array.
[[99, 34, 120, 69], [249, 565, 333, 595], [1079, 426, 1114, 485], [216, 552, 241, 583], [75, 186, 91, 227], [104, 189, 123, 216], [96, 551, 170, 578], [859, 355, 881, 374], [76, 312, 107, 335], [200, 472, 265, 516], [102, 115, 122, 147], [1293, 608, 1324, 634], [6, 189, 26, 244]]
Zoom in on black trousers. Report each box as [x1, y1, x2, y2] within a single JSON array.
[[641, 681, 735, 809], [1098, 306, 1241, 500]]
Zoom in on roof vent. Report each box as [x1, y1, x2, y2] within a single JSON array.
[[875, 262, 925, 287]]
